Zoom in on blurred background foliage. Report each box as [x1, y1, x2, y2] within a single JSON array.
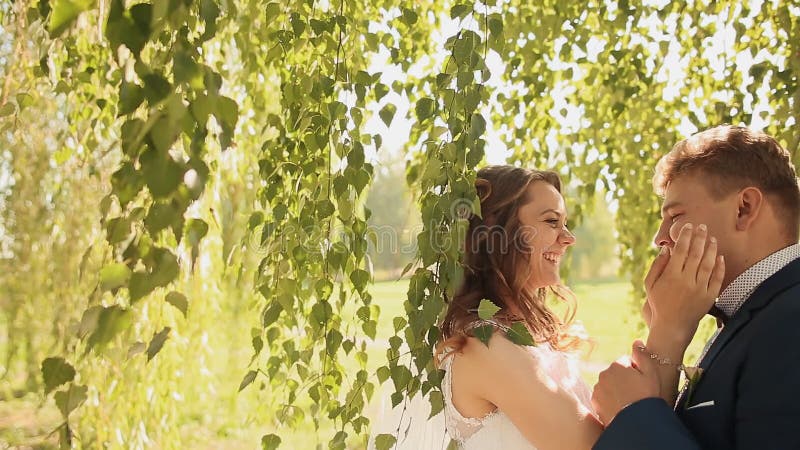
[[0, 0, 798, 448]]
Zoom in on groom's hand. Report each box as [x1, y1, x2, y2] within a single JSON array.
[[646, 222, 725, 342], [592, 340, 660, 426], [641, 243, 670, 328]]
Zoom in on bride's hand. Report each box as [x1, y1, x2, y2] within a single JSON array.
[[644, 223, 725, 342], [592, 340, 660, 426]]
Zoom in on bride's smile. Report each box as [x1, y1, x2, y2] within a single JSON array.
[[542, 252, 562, 264], [516, 180, 576, 290]]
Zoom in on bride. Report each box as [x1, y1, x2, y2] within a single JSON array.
[[435, 165, 601, 449], [434, 165, 719, 449]]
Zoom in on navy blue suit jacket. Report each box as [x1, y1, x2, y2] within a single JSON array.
[[594, 257, 800, 449]]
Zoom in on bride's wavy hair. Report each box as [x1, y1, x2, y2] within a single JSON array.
[[439, 165, 581, 354]]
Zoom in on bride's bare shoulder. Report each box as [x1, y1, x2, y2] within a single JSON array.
[[459, 330, 540, 370]]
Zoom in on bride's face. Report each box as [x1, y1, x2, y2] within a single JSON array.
[[516, 181, 576, 289]]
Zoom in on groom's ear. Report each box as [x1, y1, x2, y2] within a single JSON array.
[[735, 187, 764, 231]]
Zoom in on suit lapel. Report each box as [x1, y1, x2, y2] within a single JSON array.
[[696, 312, 749, 370], [677, 258, 800, 411]]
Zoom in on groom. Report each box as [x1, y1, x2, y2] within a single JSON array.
[[592, 125, 800, 449]]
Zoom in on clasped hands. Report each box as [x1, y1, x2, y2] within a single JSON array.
[[591, 223, 725, 426]]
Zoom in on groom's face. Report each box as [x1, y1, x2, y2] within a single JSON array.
[[653, 171, 738, 265]]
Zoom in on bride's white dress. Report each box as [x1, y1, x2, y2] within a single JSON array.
[[439, 325, 594, 449]]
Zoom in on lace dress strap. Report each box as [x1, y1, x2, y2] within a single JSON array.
[[439, 319, 506, 443], [464, 318, 510, 334]]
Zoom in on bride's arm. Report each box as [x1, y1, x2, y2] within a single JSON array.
[[457, 334, 603, 450]]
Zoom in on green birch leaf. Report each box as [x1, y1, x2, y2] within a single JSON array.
[[487, 14, 503, 38], [216, 95, 239, 130], [119, 82, 144, 115], [326, 329, 343, 356], [363, 320, 377, 339], [349, 169, 370, 194], [99, 263, 131, 291], [415, 97, 435, 121], [127, 341, 146, 358], [390, 391, 403, 408], [185, 218, 208, 247], [379, 103, 397, 127], [261, 434, 281, 450], [141, 153, 182, 197], [142, 73, 171, 104], [54, 384, 87, 418], [37, 0, 51, 23], [317, 199, 335, 218], [400, 262, 414, 278], [239, 370, 257, 391], [248, 211, 264, 230], [374, 83, 389, 101], [506, 322, 535, 347], [252, 335, 263, 356], [144, 202, 177, 234], [149, 248, 179, 288], [472, 324, 494, 346], [469, 113, 487, 141], [347, 144, 365, 169], [120, 119, 145, 157], [374, 434, 397, 450], [428, 390, 444, 418], [77, 305, 102, 339], [350, 269, 370, 291], [377, 366, 390, 383], [111, 164, 145, 206], [401, 8, 418, 25], [41, 357, 76, 395], [146, 327, 171, 362], [149, 116, 180, 154], [86, 305, 133, 351], [310, 301, 332, 329], [453, 36, 474, 62], [261, 303, 282, 327], [16, 93, 34, 110], [129, 2, 152, 33], [331, 432, 347, 448], [48, 0, 92, 37], [450, 3, 470, 19], [314, 279, 333, 300], [342, 339, 354, 354], [129, 271, 155, 302], [190, 94, 213, 124], [173, 51, 202, 87], [0, 102, 16, 117], [165, 291, 188, 317], [53, 147, 72, 166], [390, 365, 412, 391], [476, 299, 500, 319], [393, 317, 406, 332], [199, 0, 220, 39]]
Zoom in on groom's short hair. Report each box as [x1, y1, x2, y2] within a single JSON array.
[[654, 125, 800, 237]]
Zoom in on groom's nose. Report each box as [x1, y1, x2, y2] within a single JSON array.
[[653, 221, 673, 248]]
